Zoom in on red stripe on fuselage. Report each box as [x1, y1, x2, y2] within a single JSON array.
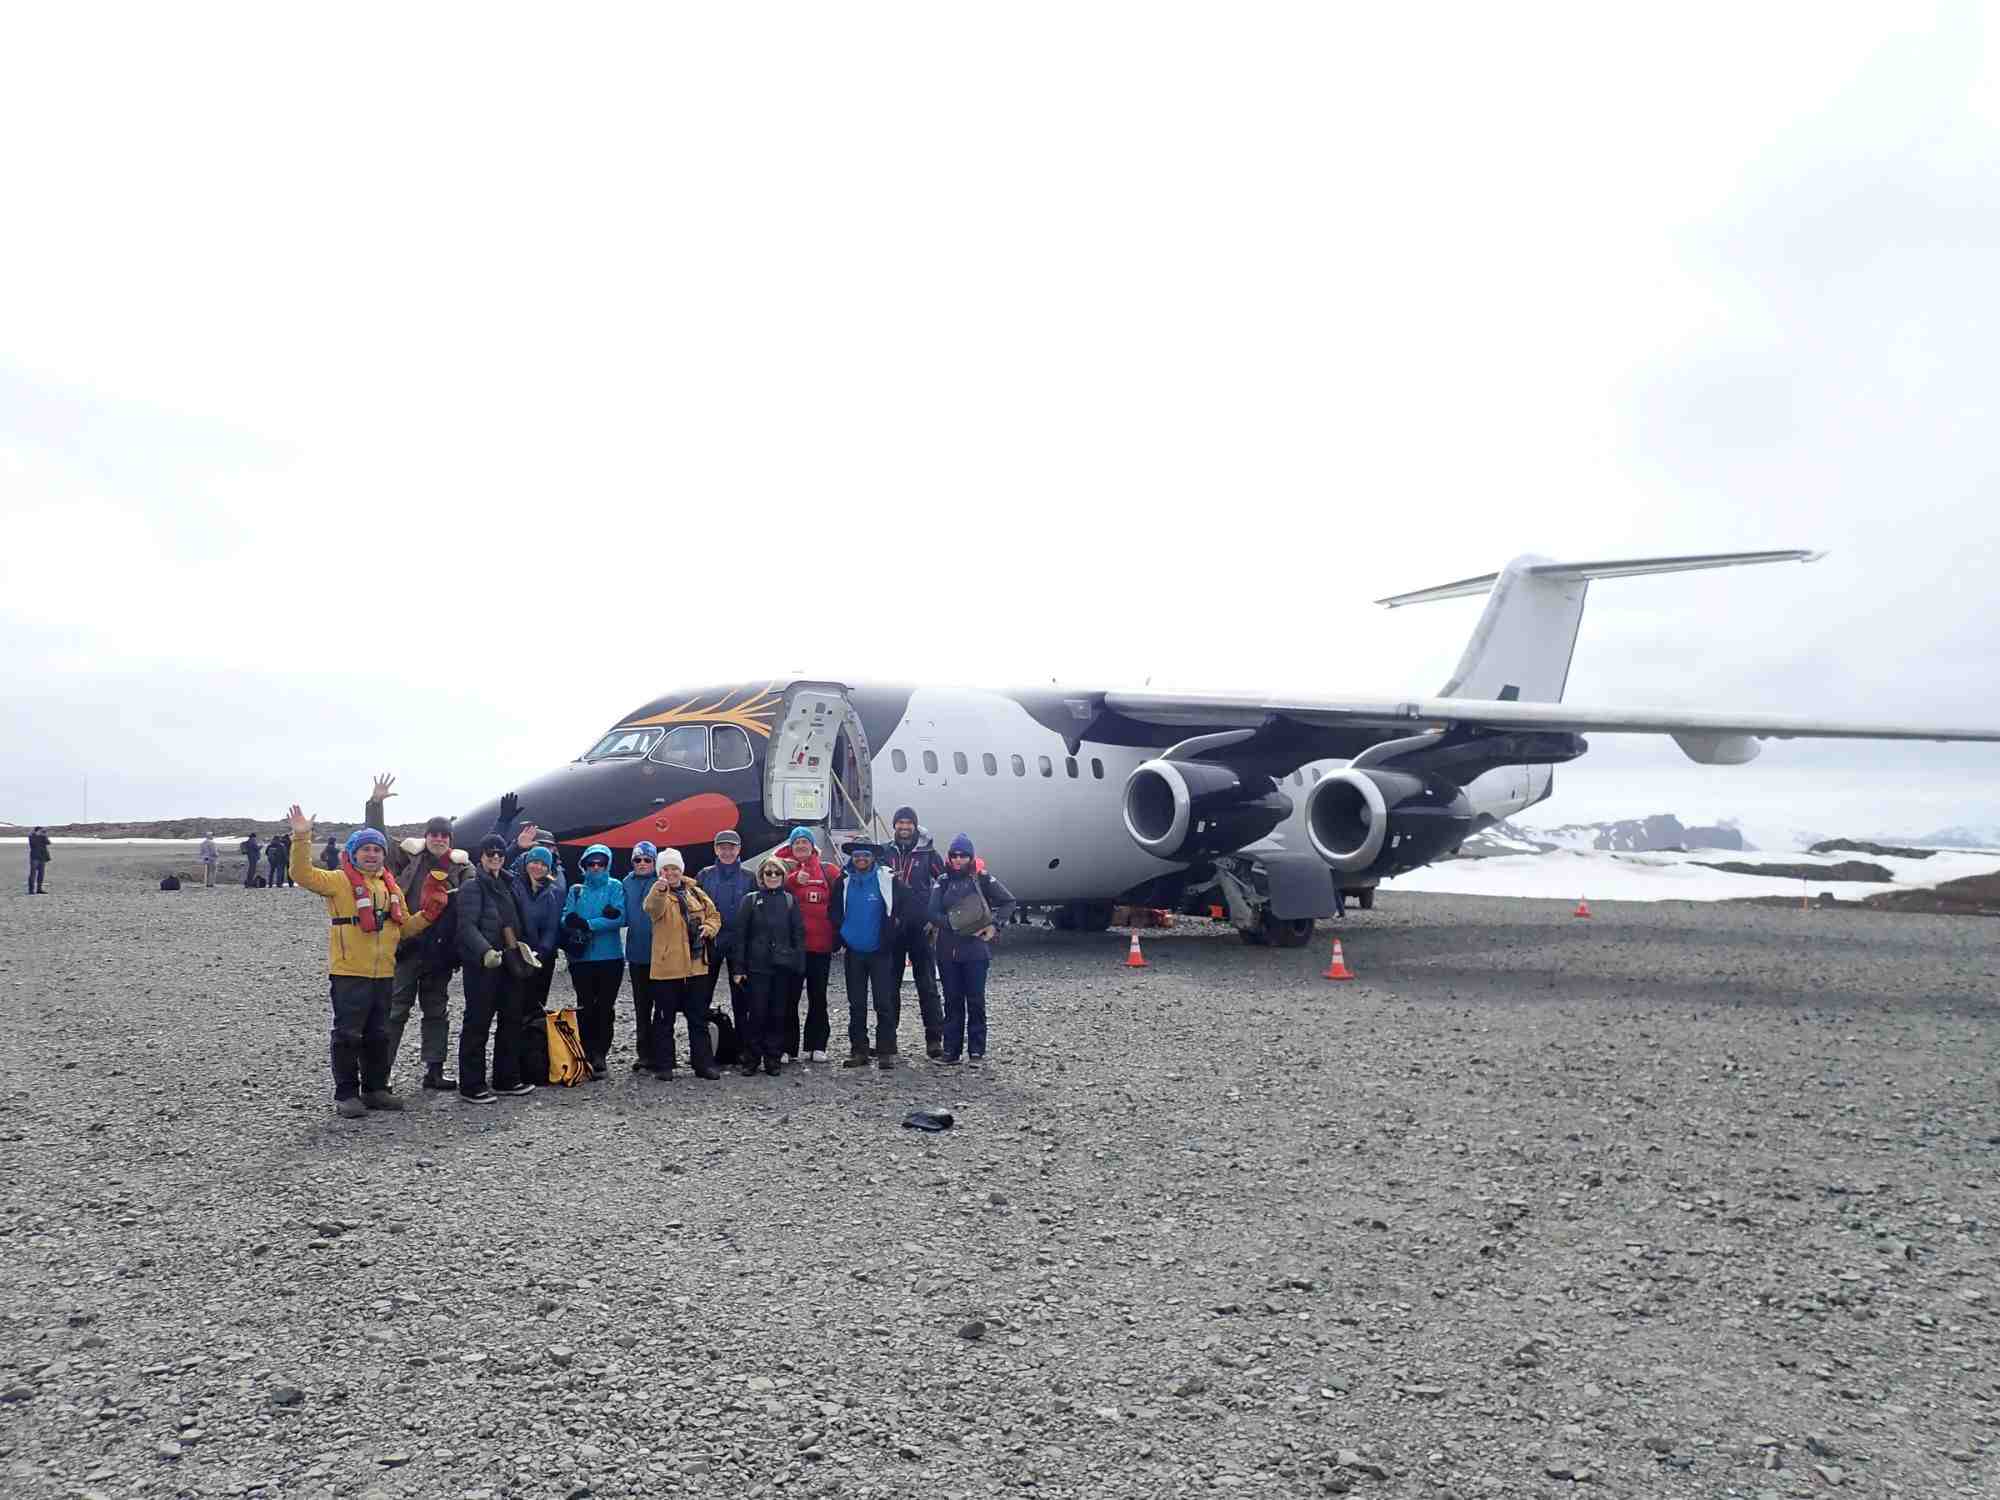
[[565, 793, 741, 852]]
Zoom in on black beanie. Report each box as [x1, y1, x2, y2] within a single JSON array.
[[426, 815, 453, 836], [893, 806, 919, 826], [478, 834, 507, 857]]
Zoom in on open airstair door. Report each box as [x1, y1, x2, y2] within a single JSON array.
[[764, 682, 877, 848]]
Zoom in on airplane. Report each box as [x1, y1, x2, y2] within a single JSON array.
[[455, 550, 2000, 947]]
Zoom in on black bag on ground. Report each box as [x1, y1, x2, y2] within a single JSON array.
[[708, 1006, 739, 1066], [250, 875, 268, 889], [159, 876, 181, 891], [518, 1007, 550, 1085]]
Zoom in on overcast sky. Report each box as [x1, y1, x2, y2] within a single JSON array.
[[2, 3, 1996, 837]]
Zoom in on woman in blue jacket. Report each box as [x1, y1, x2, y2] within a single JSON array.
[[560, 842, 627, 1076]]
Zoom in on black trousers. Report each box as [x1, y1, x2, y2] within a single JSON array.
[[568, 958, 624, 1064], [517, 952, 558, 1015], [745, 971, 785, 1063], [27, 859, 46, 894], [266, 857, 284, 888], [782, 951, 833, 1057], [629, 964, 663, 1069], [459, 962, 521, 1094], [653, 976, 716, 1074], [692, 952, 747, 1054], [328, 975, 392, 1100], [844, 948, 900, 1055], [891, 924, 944, 1046]]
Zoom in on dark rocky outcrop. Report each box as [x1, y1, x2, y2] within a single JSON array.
[[1698, 859, 1893, 883], [1809, 839, 1934, 860]]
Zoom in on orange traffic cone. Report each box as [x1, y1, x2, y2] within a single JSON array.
[[1124, 931, 1149, 968], [1322, 938, 1355, 981], [1573, 895, 1593, 919]]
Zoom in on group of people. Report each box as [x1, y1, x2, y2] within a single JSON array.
[[194, 831, 300, 889], [286, 776, 1016, 1119]]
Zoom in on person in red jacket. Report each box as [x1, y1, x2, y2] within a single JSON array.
[[777, 827, 840, 1064]]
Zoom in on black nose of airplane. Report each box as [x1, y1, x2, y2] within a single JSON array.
[[458, 755, 755, 878]]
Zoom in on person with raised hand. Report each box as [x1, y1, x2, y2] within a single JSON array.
[[287, 805, 441, 1120], [456, 835, 537, 1102], [367, 773, 471, 1093], [776, 827, 841, 1064]]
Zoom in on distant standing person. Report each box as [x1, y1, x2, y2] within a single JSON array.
[[240, 832, 262, 888], [927, 835, 1017, 1065], [320, 834, 339, 870], [265, 834, 287, 889], [199, 833, 219, 888], [285, 807, 445, 1119], [27, 827, 51, 894]]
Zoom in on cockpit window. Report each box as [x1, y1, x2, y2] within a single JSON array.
[[711, 725, 754, 772], [582, 726, 664, 762], [649, 724, 710, 771]]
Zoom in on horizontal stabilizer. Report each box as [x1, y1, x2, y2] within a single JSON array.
[[1375, 549, 1824, 608]]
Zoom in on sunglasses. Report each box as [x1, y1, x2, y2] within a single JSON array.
[[631, 855, 655, 863], [582, 860, 609, 870]]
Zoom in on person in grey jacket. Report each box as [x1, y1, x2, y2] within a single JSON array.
[[925, 834, 1017, 1065], [456, 835, 535, 1102]]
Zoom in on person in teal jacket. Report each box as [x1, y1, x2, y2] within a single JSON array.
[[560, 843, 626, 1074], [621, 840, 664, 1073]]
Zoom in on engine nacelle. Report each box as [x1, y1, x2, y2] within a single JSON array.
[[1122, 759, 1293, 862], [1305, 768, 1475, 876]]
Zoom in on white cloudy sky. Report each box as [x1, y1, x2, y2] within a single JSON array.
[[2, 3, 1996, 836]]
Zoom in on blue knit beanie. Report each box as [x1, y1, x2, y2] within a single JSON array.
[[788, 826, 816, 845], [346, 827, 387, 859], [632, 840, 658, 861], [948, 833, 975, 858], [522, 845, 554, 870]]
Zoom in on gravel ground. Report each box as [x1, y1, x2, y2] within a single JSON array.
[[3, 847, 1997, 1500]]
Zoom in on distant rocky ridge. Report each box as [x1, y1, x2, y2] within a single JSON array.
[[1485, 813, 1747, 854]]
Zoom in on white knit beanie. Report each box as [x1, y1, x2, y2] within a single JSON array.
[[660, 847, 685, 871]]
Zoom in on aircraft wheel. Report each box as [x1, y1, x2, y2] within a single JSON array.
[[1262, 913, 1316, 948], [1238, 924, 1268, 946], [1075, 901, 1116, 933], [1049, 906, 1077, 932]]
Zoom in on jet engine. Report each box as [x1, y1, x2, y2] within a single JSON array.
[[1122, 759, 1293, 862], [1304, 768, 1475, 876]]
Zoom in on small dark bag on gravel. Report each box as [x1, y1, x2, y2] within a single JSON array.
[[518, 1005, 550, 1084]]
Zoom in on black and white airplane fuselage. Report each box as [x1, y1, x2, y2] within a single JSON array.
[[457, 551, 2000, 947]]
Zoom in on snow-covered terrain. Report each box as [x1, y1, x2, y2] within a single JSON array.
[[1394, 844, 2000, 902]]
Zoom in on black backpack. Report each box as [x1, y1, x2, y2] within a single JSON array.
[[159, 876, 181, 891]]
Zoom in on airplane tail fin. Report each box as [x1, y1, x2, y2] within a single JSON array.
[[1376, 549, 1824, 704]]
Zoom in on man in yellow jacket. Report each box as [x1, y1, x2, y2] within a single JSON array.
[[288, 805, 443, 1119]]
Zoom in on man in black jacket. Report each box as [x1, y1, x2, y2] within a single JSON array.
[[27, 828, 51, 894], [885, 808, 948, 1057], [367, 776, 469, 1092], [240, 833, 262, 888], [457, 835, 535, 1102]]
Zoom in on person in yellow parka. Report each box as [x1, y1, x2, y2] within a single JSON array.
[[288, 805, 446, 1119], [641, 848, 724, 1080]]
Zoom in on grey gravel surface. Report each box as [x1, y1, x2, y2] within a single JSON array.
[[3, 847, 1998, 1499]]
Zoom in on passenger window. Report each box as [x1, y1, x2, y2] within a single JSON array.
[[1038, 755, 1053, 778], [1091, 758, 1104, 779], [923, 750, 938, 773], [1011, 754, 1026, 777], [1065, 757, 1078, 779], [892, 750, 907, 772], [953, 752, 968, 774], [982, 753, 997, 776], [711, 725, 753, 772], [649, 724, 709, 771]]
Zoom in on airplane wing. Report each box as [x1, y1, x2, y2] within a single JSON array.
[[1102, 691, 2000, 745]]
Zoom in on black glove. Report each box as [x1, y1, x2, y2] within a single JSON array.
[[562, 911, 590, 937], [499, 792, 521, 824], [602, 906, 621, 921]]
